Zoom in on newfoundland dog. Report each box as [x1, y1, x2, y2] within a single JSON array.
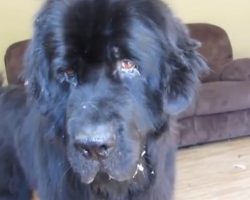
[[0, 0, 207, 199]]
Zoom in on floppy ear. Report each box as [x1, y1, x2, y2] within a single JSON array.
[[23, 1, 70, 114], [160, 7, 208, 115]]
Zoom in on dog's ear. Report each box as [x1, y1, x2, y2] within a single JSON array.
[[24, 38, 56, 113], [160, 7, 208, 115], [23, 1, 68, 113]]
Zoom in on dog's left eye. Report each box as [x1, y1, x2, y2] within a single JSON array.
[[120, 59, 136, 70], [63, 68, 75, 77]]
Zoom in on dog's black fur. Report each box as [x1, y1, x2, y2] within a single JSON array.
[[0, 0, 207, 199], [0, 86, 33, 200]]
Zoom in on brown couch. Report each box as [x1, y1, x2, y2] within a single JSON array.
[[178, 23, 250, 147], [4, 23, 250, 147]]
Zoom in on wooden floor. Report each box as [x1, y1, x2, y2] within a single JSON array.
[[175, 137, 250, 200], [33, 137, 250, 200]]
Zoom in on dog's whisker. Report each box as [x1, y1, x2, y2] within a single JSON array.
[[133, 163, 145, 179], [59, 166, 71, 188]]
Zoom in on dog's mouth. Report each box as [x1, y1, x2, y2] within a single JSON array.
[[67, 132, 148, 184], [77, 151, 148, 184], [79, 161, 144, 184]]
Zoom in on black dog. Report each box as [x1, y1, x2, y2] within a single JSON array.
[[0, 0, 207, 199]]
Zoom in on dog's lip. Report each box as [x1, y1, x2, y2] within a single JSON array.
[[85, 167, 136, 184], [81, 161, 147, 184], [81, 162, 146, 184], [83, 175, 96, 184], [107, 173, 132, 182], [80, 170, 98, 184], [79, 148, 147, 184], [78, 161, 100, 184], [103, 162, 140, 182]]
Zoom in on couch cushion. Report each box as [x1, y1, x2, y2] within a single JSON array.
[[220, 58, 250, 81], [196, 81, 250, 115], [187, 23, 233, 82], [178, 110, 250, 147]]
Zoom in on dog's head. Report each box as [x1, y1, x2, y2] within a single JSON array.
[[25, 0, 206, 185]]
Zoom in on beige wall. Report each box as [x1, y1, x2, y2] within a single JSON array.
[[0, 0, 42, 79], [167, 0, 250, 59], [0, 0, 250, 79]]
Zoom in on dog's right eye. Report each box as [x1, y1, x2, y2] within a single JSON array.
[[58, 67, 75, 78], [115, 59, 140, 78], [120, 59, 136, 70], [64, 68, 75, 77]]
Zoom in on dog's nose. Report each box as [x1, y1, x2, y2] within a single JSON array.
[[74, 134, 115, 160], [74, 125, 116, 160]]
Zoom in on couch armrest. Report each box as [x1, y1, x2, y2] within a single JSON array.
[[196, 81, 250, 115], [0, 73, 3, 86], [4, 40, 29, 84], [220, 58, 250, 81], [178, 80, 250, 118]]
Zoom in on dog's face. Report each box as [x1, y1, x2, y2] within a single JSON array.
[[63, 0, 167, 184], [25, 0, 206, 185]]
